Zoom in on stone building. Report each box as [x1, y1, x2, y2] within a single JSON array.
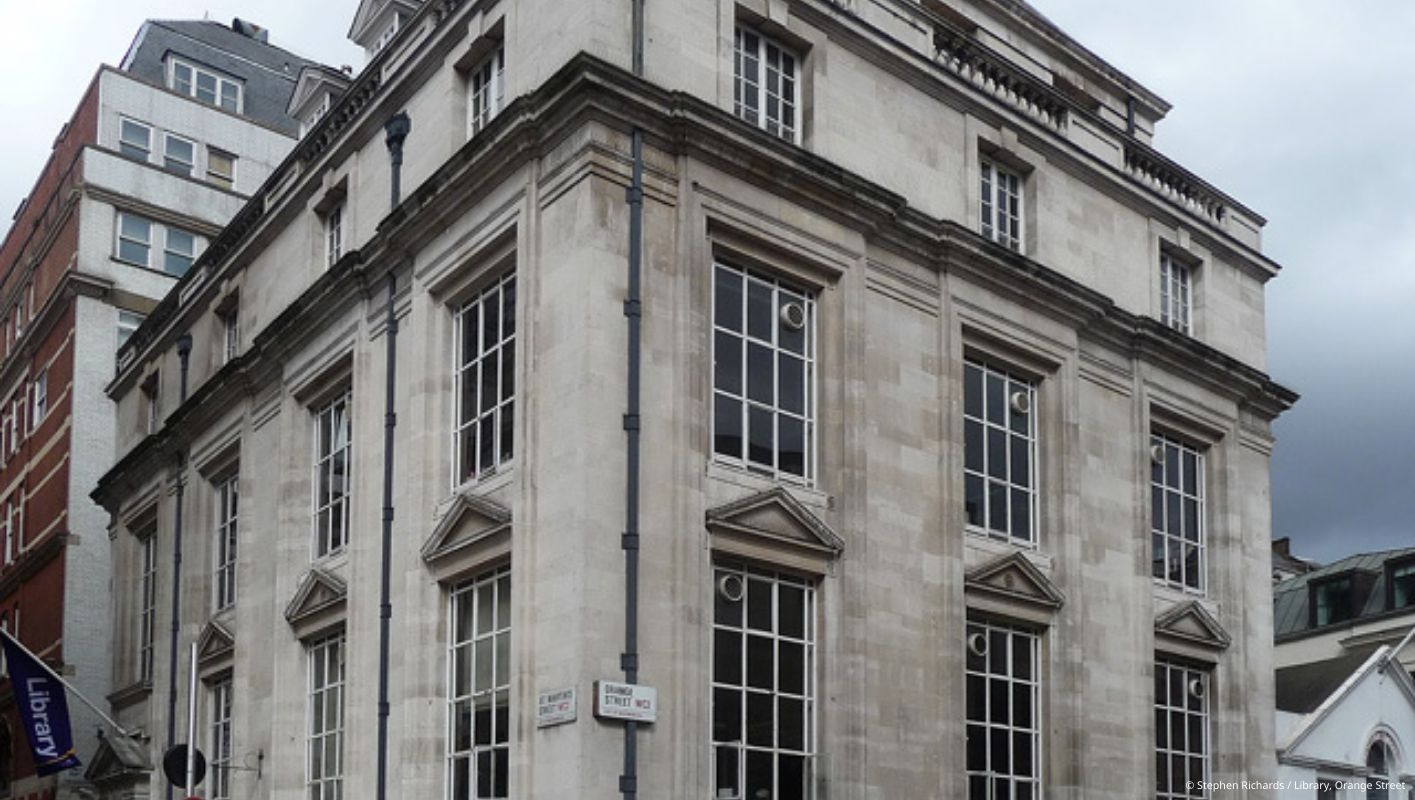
[[0, 17, 321, 800], [90, 0, 1295, 798]]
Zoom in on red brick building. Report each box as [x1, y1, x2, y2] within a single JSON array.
[[0, 20, 319, 799]]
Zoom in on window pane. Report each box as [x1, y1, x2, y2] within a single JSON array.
[[714, 394, 742, 459], [715, 331, 742, 395], [747, 405, 773, 467], [715, 266, 743, 330]]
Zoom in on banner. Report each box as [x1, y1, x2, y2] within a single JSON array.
[[1, 631, 81, 776]]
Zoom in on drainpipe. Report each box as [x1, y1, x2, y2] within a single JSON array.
[[376, 110, 409, 800], [1126, 96, 1137, 136], [165, 333, 192, 800], [621, 4, 645, 800]]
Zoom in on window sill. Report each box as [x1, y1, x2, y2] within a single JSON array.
[[963, 529, 1047, 571], [1152, 579, 1209, 603], [312, 550, 350, 575], [706, 460, 830, 510], [452, 464, 516, 498]]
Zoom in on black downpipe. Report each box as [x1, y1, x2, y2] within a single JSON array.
[[1126, 96, 1137, 136], [164, 333, 192, 800], [376, 111, 409, 800], [621, 3, 645, 799]]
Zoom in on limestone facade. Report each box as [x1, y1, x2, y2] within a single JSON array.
[[90, 1, 1295, 798]]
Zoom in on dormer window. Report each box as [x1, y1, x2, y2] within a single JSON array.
[[374, 14, 401, 54], [169, 58, 242, 113], [1390, 560, 1415, 610], [1310, 576, 1353, 626], [468, 46, 505, 137]]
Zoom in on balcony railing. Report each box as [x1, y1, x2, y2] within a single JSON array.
[[932, 28, 1069, 132]]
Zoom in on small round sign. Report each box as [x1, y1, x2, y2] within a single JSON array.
[[161, 744, 207, 788]]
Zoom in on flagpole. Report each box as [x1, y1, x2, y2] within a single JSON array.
[[1378, 623, 1415, 674], [0, 628, 135, 738]]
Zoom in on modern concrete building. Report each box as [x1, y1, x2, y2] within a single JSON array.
[[90, 1, 1295, 799], [0, 18, 319, 800]]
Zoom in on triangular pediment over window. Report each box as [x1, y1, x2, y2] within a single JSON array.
[[285, 568, 347, 640], [196, 619, 235, 669], [706, 488, 843, 576], [421, 491, 511, 583], [1155, 600, 1231, 660], [85, 731, 151, 788], [964, 551, 1065, 625]]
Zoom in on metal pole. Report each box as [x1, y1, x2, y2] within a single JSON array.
[[167, 334, 192, 800], [0, 629, 134, 736], [1379, 623, 1415, 674], [620, 4, 646, 794], [185, 642, 198, 792], [376, 111, 409, 800]]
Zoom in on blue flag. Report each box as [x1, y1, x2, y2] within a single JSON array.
[[1, 632, 81, 776]]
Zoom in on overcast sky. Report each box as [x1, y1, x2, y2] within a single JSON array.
[[1, 2, 1408, 565]]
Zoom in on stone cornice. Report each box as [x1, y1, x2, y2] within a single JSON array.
[[94, 54, 1296, 503]]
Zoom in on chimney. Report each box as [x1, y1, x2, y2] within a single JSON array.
[[231, 18, 270, 43], [1273, 537, 1292, 558]]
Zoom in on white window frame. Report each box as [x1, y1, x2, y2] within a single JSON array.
[[325, 205, 343, 268], [963, 359, 1038, 546], [119, 118, 151, 161], [467, 46, 506, 137], [981, 158, 1024, 252], [210, 677, 233, 800], [29, 370, 46, 434], [1155, 660, 1210, 800], [1159, 251, 1193, 335], [213, 474, 238, 611], [144, 378, 160, 435], [169, 57, 242, 113], [312, 391, 352, 560], [163, 227, 198, 276], [2, 500, 11, 566], [222, 310, 240, 364], [374, 14, 402, 54], [1150, 433, 1206, 593], [965, 620, 1041, 800], [138, 532, 157, 683], [7, 399, 18, 455], [734, 25, 801, 143], [711, 565, 817, 800], [163, 133, 196, 177], [711, 263, 817, 484], [447, 565, 512, 800], [452, 272, 516, 487], [116, 212, 153, 268], [307, 633, 345, 800], [207, 148, 236, 190], [117, 310, 145, 350]]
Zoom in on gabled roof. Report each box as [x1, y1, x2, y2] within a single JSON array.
[[1277, 644, 1415, 757], [421, 491, 512, 565], [284, 567, 347, 625], [1276, 652, 1373, 714], [349, 0, 423, 44], [1155, 600, 1231, 652], [288, 65, 352, 118], [706, 488, 844, 555], [84, 732, 151, 786], [196, 618, 235, 663], [964, 551, 1065, 612]]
